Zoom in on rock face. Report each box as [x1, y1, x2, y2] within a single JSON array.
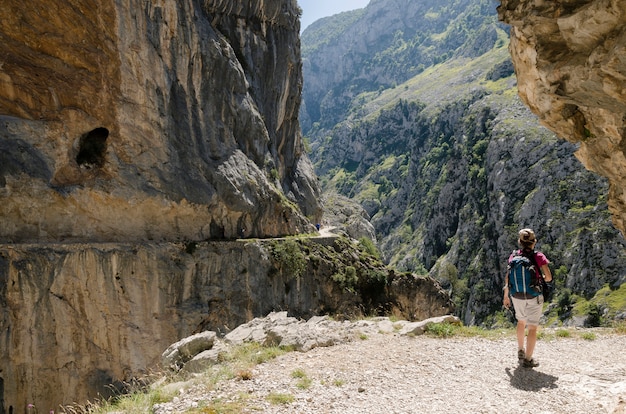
[[497, 0, 626, 235], [0, 238, 452, 410], [0, 0, 346, 410], [0, 0, 321, 243]]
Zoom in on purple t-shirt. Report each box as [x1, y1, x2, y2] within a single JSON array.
[[508, 250, 549, 268]]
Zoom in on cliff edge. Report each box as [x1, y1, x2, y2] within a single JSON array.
[[498, 0, 626, 235]]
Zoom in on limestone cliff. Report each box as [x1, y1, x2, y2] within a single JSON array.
[[0, 1, 453, 410], [0, 238, 452, 410], [497, 0, 626, 235], [0, 0, 321, 243]]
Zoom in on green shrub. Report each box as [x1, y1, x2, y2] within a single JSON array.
[[270, 168, 280, 181], [332, 266, 358, 292], [556, 289, 573, 317], [358, 237, 382, 259], [424, 322, 457, 338], [270, 240, 306, 279], [365, 268, 387, 286], [585, 303, 604, 327]]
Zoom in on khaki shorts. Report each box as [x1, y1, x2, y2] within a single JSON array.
[[511, 295, 544, 326]]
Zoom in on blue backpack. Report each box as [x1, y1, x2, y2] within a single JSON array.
[[508, 249, 542, 297]]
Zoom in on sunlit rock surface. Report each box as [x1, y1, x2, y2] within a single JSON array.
[[498, 0, 626, 234], [0, 0, 321, 243]]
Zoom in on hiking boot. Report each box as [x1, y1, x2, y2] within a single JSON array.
[[518, 349, 525, 360], [523, 358, 539, 368]]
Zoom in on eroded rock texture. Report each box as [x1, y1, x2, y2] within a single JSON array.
[[0, 239, 452, 410], [498, 0, 626, 234], [0, 0, 330, 409], [0, 0, 321, 243]]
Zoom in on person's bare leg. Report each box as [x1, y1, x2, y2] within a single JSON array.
[[526, 325, 538, 359], [517, 320, 526, 352]]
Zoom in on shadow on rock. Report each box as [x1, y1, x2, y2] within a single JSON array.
[[505, 364, 558, 391]]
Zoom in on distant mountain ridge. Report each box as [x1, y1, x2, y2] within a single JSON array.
[[301, 0, 626, 325], [300, 0, 502, 133]]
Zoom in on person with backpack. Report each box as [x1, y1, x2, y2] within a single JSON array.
[[502, 228, 553, 368]]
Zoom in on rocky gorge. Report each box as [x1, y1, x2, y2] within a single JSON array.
[[300, 0, 626, 325], [1, 0, 626, 411], [0, 0, 319, 243], [0, 0, 453, 410]]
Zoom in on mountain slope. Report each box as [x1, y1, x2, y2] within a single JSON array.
[[301, 0, 626, 325], [301, 0, 501, 132]]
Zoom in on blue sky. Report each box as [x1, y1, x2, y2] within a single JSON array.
[[298, 0, 370, 31]]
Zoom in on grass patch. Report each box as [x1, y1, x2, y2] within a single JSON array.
[[423, 322, 513, 339], [68, 342, 292, 413], [555, 329, 572, 338], [266, 392, 295, 405], [333, 379, 345, 387], [424, 322, 458, 338], [291, 368, 307, 378], [613, 320, 626, 334], [221, 342, 290, 367], [291, 369, 313, 389], [581, 332, 597, 341], [187, 395, 251, 414], [62, 375, 177, 414]]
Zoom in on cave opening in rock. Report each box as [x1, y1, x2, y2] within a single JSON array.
[[76, 127, 109, 168]]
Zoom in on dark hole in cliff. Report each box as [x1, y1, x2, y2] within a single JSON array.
[[76, 127, 109, 168]]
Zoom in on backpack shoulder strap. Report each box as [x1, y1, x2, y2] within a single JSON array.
[[528, 249, 543, 277]]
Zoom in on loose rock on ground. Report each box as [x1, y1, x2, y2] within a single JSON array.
[[154, 314, 626, 414]]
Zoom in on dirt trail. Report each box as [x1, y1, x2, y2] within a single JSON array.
[[155, 329, 626, 414]]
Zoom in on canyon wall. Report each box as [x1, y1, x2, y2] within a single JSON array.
[[0, 239, 452, 410], [0, 0, 321, 243], [0, 0, 324, 409], [0, 1, 453, 410], [498, 0, 626, 235]]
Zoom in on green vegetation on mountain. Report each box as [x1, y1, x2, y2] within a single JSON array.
[[301, 0, 626, 326]]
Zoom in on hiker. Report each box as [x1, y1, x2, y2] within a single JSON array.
[[502, 228, 553, 368]]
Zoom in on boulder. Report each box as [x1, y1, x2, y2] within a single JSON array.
[[166, 312, 461, 372], [162, 331, 217, 371]]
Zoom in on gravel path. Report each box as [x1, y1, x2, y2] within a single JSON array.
[[155, 329, 626, 414]]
